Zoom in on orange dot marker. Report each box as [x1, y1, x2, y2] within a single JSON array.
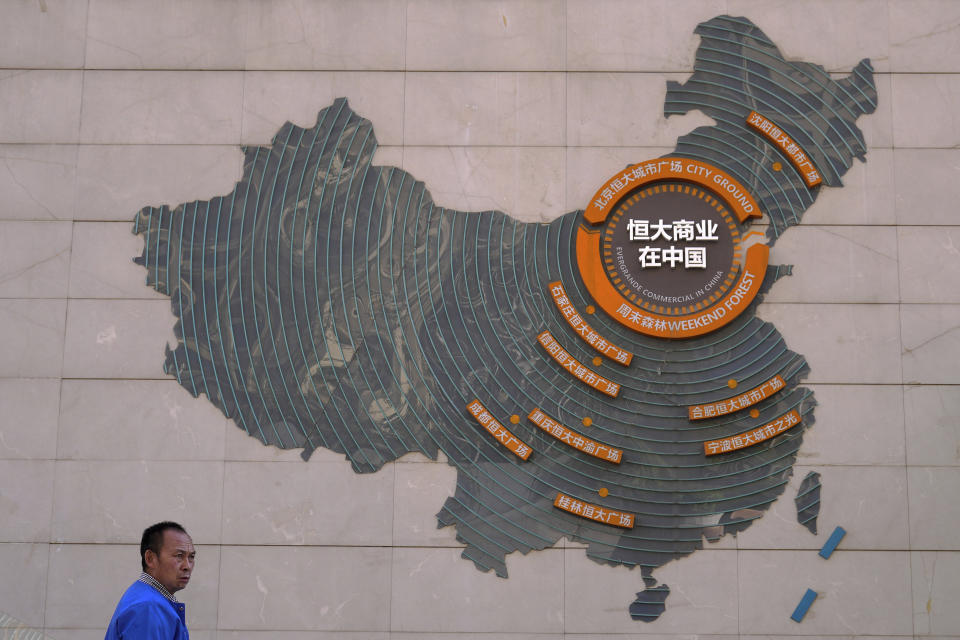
[[585, 305, 596, 314], [582, 417, 592, 427], [727, 379, 738, 389], [772, 161, 783, 171], [510, 414, 520, 424], [592, 356, 603, 366], [598, 487, 609, 497], [750, 408, 760, 418]]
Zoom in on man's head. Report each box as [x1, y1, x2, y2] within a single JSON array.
[[140, 521, 195, 594]]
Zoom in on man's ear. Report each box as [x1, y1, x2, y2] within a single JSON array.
[[144, 549, 159, 570]]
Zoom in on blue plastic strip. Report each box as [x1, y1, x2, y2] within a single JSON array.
[[790, 588, 817, 622], [819, 525, 847, 559]]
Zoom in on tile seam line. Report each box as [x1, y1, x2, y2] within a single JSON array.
[[0, 142, 928, 149], [8, 458, 934, 466], [22, 222, 957, 232], [38, 542, 946, 549], [891, 48, 918, 626], [13, 221, 959, 229], [39, 5, 91, 636], [16, 298, 956, 304], [387, 0, 406, 628], [0, 143, 944, 149], [41, 377, 929, 385], [3, 68, 941, 75], [1, 68, 693, 73], [0, 143, 940, 148], [560, 1, 569, 630]]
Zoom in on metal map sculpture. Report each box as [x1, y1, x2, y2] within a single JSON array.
[[133, 16, 876, 620]]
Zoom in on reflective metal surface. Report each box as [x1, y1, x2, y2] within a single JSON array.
[[133, 15, 875, 620]]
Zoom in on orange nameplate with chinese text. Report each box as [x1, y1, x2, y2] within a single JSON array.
[[528, 408, 622, 463], [466, 400, 532, 460], [553, 492, 634, 528], [688, 375, 786, 420], [537, 331, 620, 397], [703, 410, 802, 455], [548, 281, 632, 366], [747, 111, 822, 187]]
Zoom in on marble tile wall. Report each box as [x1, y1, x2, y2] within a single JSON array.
[[0, 1, 958, 638]]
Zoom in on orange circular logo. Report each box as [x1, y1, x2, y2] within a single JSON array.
[[577, 158, 768, 339]]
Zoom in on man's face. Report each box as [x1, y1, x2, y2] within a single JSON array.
[[145, 529, 195, 594]]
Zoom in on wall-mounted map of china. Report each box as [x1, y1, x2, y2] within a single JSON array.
[[132, 15, 876, 621]]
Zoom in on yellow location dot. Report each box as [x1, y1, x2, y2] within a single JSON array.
[[510, 414, 520, 424], [592, 356, 603, 366], [727, 379, 738, 389], [750, 408, 760, 418], [582, 417, 593, 427], [598, 487, 609, 498], [585, 305, 596, 314], [772, 161, 783, 171]]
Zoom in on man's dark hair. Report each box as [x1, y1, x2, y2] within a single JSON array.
[[140, 521, 188, 571]]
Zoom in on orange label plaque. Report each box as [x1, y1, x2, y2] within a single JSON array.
[[536, 331, 620, 397], [528, 408, 622, 463], [688, 375, 786, 420], [703, 409, 802, 455], [548, 281, 632, 366], [584, 157, 762, 225], [553, 492, 634, 528], [747, 111, 822, 187], [466, 400, 532, 460]]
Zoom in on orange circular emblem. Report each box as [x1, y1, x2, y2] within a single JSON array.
[[577, 158, 769, 339]]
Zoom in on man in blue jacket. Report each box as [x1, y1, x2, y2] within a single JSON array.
[[105, 521, 195, 640]]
